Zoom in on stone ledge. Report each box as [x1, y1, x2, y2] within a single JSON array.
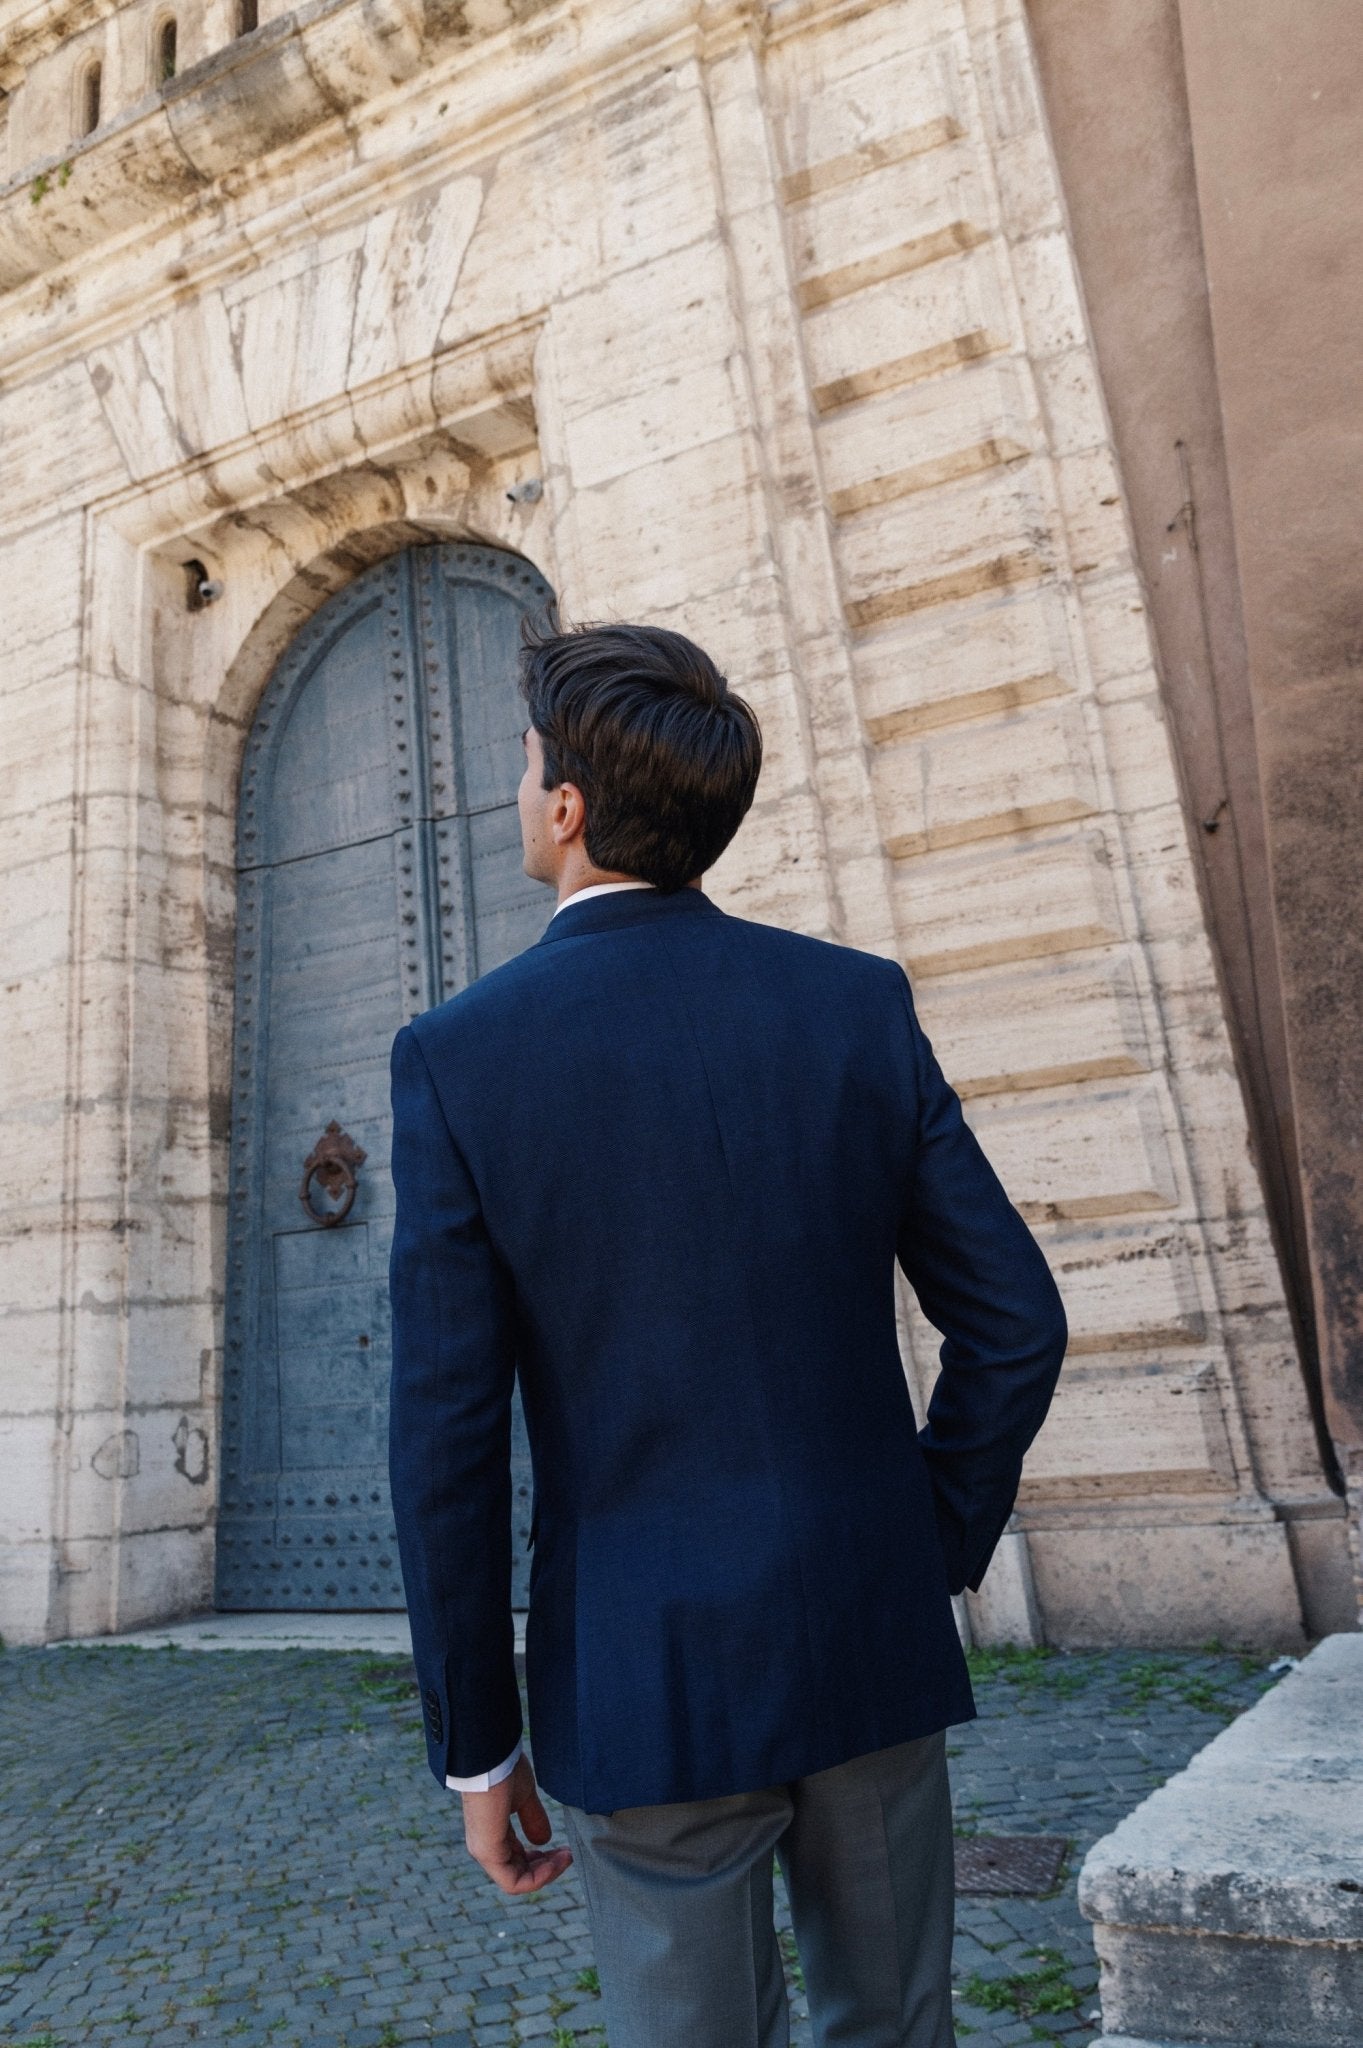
[[1079, 1634, 1363, 2046], [1097, 2039, 1263, 2048], [1080, 1635, 1363, 1943], [0, 0, 560, 295]]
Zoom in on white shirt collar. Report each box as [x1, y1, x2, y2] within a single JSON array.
[[550, 880, 655, 920]]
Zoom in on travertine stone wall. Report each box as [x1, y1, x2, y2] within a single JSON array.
[[0, 0, 1349, 1646]]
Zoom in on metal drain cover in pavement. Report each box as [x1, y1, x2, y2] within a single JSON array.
[[955, 1835, 1069, 1895]]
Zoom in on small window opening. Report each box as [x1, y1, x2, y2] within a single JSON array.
[[158, 18, 178, 82], [237, 0, 259, 33], [82, 61, 102, 135]]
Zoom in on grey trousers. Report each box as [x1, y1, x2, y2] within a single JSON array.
[[558, 1730, 956, 2048]]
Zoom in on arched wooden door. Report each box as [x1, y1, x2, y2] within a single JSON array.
[[216, 543, 554, 1611]]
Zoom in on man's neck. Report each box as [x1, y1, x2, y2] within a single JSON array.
[[549, 852, 708, 906], [555, 864, 646, 907], [551, 878, 655, 919]]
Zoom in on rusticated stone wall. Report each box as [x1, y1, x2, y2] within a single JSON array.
[[0, 0, 1350, 1646]]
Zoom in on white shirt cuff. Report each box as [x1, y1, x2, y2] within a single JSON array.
[[445, 1737, 523, 1792]]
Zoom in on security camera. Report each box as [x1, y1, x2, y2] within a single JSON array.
[[184, 559, 223, 611], [505, 477, 543, 505]]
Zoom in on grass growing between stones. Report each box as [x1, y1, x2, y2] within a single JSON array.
[[1111, 1647, 1267, 1722], [965, 1641, 1271, 1723], [353, 1656, 421, 1706], [958, 1945, 1083, 2020], [965, 1645, 1102, 1695]]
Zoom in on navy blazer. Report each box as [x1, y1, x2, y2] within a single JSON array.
[[388, 886, 1066, 1812]]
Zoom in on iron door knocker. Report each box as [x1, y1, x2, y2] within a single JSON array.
[[300, 1121, 367, 1226]]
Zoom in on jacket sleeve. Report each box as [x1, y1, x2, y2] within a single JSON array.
[[387, 1020, 523, 1788], [892, 969, 1067, 1596]]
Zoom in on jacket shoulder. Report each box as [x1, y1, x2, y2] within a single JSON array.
[[405, 908, 909, 1055], [718, 911, 908, 996], [405, 938, 554, 1053]]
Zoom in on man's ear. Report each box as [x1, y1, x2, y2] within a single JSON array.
[[551, 782, 589, 847]]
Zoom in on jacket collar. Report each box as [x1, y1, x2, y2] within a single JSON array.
[[536, 885, 721, 946]]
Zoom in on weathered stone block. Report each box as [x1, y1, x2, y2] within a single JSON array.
[[1020, 1360, 1234, 1493], [818, 354, 1032, 513], [1033, 342, 1110, 459], [787, 139, 985, 294], [839, 462, 1056, 617], [802, 245, 1009, 400], [1079, 1636, 1363, 2044], [1046, 1226, 1210, 1356], [914, 952, 1151, 1098], [966, 1073, 1181, 1220], [894, 824, 1122, 978], [1028, 1514, 1308, 1654], [854, 581, 1076, 740], [769, 0, 955, 158]]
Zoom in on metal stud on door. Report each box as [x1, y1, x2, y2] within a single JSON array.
[[217, 544, 554, 1612]]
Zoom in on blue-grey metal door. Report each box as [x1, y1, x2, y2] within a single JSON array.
[[216, 544, 554, 1610]]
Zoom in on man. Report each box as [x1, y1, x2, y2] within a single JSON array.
[[387, 618, 1067, 2048]]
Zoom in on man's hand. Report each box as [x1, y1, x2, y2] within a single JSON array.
[[461, 1753, 573, 1895]]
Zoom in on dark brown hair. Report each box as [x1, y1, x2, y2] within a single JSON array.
[[519, 614, 762, 892]]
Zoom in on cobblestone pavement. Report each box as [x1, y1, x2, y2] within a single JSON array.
[[0, 1641, 1279, 2048]]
